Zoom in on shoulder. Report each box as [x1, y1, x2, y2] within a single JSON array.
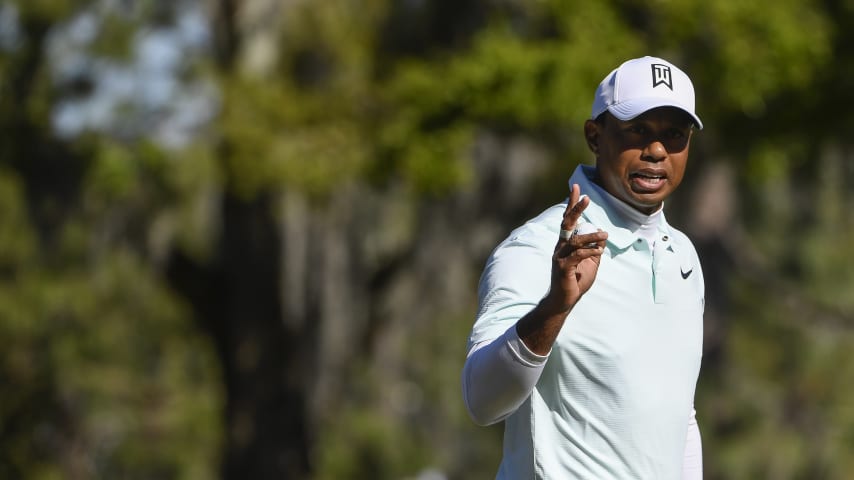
[[493, 202, 566, 255], [471, 204, 565, 345], [478, 202, 564, 295]]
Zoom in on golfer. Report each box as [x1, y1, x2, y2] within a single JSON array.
[[463, 56, 705, 479]]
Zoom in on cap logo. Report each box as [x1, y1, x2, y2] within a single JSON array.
[[651, 64, 673, 90]]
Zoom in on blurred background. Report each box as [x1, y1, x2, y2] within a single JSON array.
[[1, 0, 853, 479]]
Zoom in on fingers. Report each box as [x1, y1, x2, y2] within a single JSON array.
[[548, 186, 608, 308], [559, 184, 588, 236], [556, 232, 607, 259], [556, 185, 590, 253], [556, 184, 607, 258], [572, 232, 608, 251]]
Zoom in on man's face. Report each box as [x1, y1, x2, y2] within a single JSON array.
[[584, 107, 694, 214]]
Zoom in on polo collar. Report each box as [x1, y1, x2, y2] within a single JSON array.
[[568, 165, 678, 253]]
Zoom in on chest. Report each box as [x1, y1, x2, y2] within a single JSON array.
[[553, 245, 704, 385]]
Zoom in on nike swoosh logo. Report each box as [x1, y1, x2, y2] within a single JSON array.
[[681, 268, 693, 279]]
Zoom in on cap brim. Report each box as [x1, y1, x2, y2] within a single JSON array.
[[608, 98, 703, 130]]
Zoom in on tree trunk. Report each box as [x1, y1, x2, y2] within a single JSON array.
[[167, 190, 312, 479], [164, 1, 313, 478]]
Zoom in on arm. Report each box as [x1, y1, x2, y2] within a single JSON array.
[[462, 184, 608, 424], [461, 326, 548, 426]]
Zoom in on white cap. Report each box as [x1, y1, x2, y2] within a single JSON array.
[[591, 56, 703, 129]]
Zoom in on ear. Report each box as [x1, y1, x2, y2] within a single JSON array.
[[584, 119, 601, 155]]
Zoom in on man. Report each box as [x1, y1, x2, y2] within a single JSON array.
[[462, 56, 705, 479]]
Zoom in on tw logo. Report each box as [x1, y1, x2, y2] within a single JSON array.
[[651, 64, 673, 90]]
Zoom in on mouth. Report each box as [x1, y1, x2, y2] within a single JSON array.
[[629, 170, 667, 192]]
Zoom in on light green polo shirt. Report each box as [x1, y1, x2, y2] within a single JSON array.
[[469, 165, 704, 479]]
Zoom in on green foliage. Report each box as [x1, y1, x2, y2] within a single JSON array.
[[15, 0, 77, 23], [700, 278, 854, 479], [313, 311, 502, 480], [218, 77, 372, 200], [0, 201, 223, 479], [2, 0, 854, 478], [0, 3, 224, 477], [89, 11, 136, 59], [682, 0, 831, 117], [316, 403, 427, 479], [0, 171, 37, 268]]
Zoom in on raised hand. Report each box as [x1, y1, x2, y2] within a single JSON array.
[[543, 183, 609, 314], [516, 184, 608, 354]]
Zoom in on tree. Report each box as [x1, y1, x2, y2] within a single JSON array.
[[2, 0, 854, 478]]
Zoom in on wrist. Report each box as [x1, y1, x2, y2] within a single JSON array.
[[538, 291, 575, 317], [515, 297, 572, 355]]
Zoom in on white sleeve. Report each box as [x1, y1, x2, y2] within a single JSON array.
[[682, 407, 703, 480], [461, 324, 549, 426]]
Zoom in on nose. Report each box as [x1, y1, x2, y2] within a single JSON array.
[[642, 140, 667, 162]]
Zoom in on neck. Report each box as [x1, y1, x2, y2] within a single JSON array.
[[587, 176, 662, 244]]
